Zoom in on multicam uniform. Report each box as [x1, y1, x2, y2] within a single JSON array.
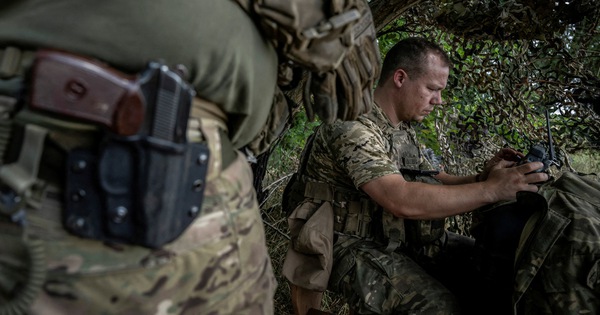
[[516, 172, 600, 314], [473, 171, 600, 314], [283, 104, 477, 314], [0, 1, 277, 314]]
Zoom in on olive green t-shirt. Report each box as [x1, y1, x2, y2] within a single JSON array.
[[0, 0, 278, 148]]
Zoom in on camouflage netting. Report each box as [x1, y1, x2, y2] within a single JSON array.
[[375, 0, 600, 178], [264, 1, 600, 312]]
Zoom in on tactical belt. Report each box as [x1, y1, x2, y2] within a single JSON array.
[[191, 98, 236, 169], [0, 47, 234, 248], [303, 181, 363, 234]]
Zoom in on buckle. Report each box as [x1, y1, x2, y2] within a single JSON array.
[[302, 9, 361, 40]]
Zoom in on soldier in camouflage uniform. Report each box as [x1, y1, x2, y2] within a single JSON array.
[[0, 1, 279, 314], [0, 0, 381, 313], [282, 38, 549, 314]]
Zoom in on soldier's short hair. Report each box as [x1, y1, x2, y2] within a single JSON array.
[[379, 37, 452, 84]]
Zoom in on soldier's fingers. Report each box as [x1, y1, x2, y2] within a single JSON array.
[[519, 182, 541, 193], [495, 159, 517, 169], [497, 147, 524, 161], [524, 171, 549, 184], [517, 161, 544, 174]]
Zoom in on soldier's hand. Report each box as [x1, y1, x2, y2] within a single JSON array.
[[479, 148, 525, 181], [485, 161, 549, 201], [494, 147, 525, 162]]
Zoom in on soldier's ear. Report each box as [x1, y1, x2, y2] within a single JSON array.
[[393, 69, 407, 88]]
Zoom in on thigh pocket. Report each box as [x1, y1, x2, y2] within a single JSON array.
[[283, 201, 334, 291]]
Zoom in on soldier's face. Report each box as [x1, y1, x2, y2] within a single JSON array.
[[397, 54, 449, 122]]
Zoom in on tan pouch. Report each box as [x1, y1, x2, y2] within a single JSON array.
[[282, 201, 334, 291], [234, 0, 380, 123]]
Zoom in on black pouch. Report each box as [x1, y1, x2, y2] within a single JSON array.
[[64, 136, 209, 248]]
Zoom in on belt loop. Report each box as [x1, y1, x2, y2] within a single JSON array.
[[196, 118, 223, 182], [0, 46, 21, 78], [0, 124, 48, 195], [0, 46, 34, 79]]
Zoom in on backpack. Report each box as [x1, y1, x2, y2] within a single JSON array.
[[471, 171, 600, 314], [233, 0, 381, 125]]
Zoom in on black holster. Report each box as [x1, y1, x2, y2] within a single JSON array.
[[23, 50, 211, 248], [65, 136, 209, 248]]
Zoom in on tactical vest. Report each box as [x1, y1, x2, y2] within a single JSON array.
[[284, 122, 446, 251]]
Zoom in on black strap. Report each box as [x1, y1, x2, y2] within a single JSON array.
[[297, 125, 321, 176]]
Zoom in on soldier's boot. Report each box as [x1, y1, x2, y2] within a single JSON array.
[[291, 283, 324, 315]]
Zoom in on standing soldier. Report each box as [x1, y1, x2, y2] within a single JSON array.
[[0, 1, 380, 314]]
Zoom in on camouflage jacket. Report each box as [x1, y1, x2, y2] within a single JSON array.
[[512, 172, 600, 314]]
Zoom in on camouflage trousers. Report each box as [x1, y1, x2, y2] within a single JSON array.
[[0, 151, 276, 315], [328, 231, 479, 315]]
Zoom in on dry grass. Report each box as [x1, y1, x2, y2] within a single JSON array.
[[260, 175, 350, 315], [257, 139, 351, 315]]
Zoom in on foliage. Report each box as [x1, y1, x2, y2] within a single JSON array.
[[568, 149, 600, 174], [375, 0, 600, 176], [270, 110, 320, 168], [261, 1, 600, 313]]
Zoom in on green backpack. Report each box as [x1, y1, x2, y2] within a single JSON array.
[[472, 171, 600, 314]]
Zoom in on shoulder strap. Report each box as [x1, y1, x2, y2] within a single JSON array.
[[298, 125, 320, 176], [281, 125, 321, 216]]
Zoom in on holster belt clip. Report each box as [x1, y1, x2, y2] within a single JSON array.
[[0, 46, 34, 79]]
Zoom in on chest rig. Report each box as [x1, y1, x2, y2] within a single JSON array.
[[386, 124, 446, 249], [287, 118, 446, 252]]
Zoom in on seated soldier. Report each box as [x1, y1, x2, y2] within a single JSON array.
[[282, 37, 547, 315]]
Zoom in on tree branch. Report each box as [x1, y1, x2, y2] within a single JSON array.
[[369, 0, 425, 32]]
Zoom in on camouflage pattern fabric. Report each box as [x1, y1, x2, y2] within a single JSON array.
[[298, 103, 476, 314], [328, 236, 462, 315], [0, 148, 276, 314], [305, 104, 408, 190], [513, 172, 600, 314]]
